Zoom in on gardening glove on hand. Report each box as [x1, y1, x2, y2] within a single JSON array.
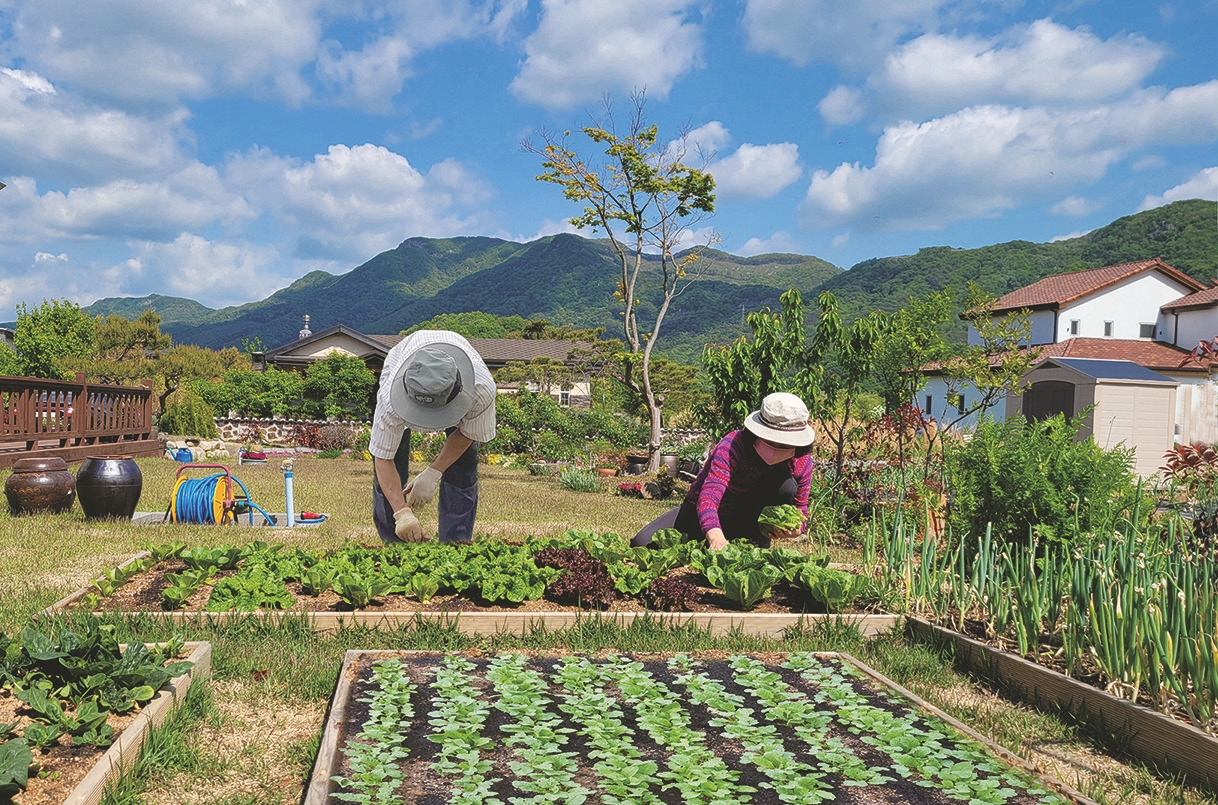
[[405, 467, 443, 509], [393, 506, 425, 542]]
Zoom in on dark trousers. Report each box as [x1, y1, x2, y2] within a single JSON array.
[[373, 427, 479, 544], [632, 475, 799, 548]]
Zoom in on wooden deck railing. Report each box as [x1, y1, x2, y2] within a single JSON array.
[[0, 373, 162, 468]]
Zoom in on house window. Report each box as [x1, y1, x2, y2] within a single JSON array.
[[1139, 323, 1155, 339], [925, 395, 932, 414], [1103, 321, 1113, 337], [559, 390, 571, 407], [956, 395, 966, 416], [525, 381, 541, 393], [1068, 319, 1080, 336]]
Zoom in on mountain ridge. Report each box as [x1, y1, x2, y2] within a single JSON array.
[[71, 199, 1217, 362]]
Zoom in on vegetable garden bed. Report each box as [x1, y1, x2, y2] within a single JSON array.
[[305, 649, 1095, 805], [46, 534, 900, 637], [0, 621, 210, 805], [907, 617, 1218, 793]]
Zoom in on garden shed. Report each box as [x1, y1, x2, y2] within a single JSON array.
[[1005, 357, 1177, 477]]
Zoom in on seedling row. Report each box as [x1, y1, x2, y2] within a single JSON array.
[[321, 651, 1078, 805]]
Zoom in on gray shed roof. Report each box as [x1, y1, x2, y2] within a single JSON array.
[[1048, 357, 1174, 383]]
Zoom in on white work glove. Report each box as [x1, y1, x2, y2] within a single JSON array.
[[393, 507, 425, 542], [405, 467, 443, 509]]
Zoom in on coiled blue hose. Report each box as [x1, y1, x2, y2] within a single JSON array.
[[172, 473, 274, 526]]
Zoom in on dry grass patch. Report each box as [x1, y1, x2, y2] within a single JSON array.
[[141, 679, 324, 805]]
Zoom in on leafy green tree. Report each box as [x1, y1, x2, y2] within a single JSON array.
[[154, 344, 243, 412], [192, 367, 303, 419], [871, 290, 952, 413], [495, 356, 574, 398], [0, 342, 21, 376], [82, 309, 173, 385], [302, 352, 376, 419], [402, 312, 528, 339], [800, 292, 893, 485], [528, 91, 716, 471], [697, 288, 808, 439], [12, 299, 96, 379]]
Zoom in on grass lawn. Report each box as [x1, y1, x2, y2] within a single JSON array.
[[1, 455, 1213, 805]]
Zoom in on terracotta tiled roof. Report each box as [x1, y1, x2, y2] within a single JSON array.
[[1161, 284, 1218, 311], [1033, 338, 1211, 372], [365, 334, 583, 367], [985, 259, 1204, 314], [922, 338, 1214, 374]]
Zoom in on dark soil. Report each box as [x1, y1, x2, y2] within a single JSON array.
[[79, 559, 871, 617], [328, 652, 1079, 805]]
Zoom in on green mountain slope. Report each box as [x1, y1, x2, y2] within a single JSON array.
[[71, 199, 1216, 359]]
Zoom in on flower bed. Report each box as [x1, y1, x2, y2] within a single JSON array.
[[304, 650, 1093, 805], [0, 619, 209, 804], [45, 534, 900, 637]]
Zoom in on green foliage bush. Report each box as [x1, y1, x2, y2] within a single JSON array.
[[192, 367, 303, 419], [158, 393, 218, 438], [302, 352, 375, 419], [483, 391, 647, 459], [944, 412, 1141, 545]]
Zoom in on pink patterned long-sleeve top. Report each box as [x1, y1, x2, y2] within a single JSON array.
[[685, 430, 814, 536]]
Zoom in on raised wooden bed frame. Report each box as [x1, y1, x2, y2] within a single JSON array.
[[907, 616, 1217, 794], [303, 649, 1097, 805], [59, 640, 211, 805], [44, 553, 902, 638]]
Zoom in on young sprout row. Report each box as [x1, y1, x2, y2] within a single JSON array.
[[868, 510, 1218, 731]]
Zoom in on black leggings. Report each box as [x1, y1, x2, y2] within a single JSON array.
[[631, 476, 799, 548]]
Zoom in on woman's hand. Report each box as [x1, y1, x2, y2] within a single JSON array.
[[706, 528, 729, 551]]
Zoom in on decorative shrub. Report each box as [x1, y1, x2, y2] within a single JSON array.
[[1162, 442, 1218, 542], [158, 393, 218, 438], [315, 423, 355, 451], [293, 423, 321, 448], [559, 466, 601, 493], [945, 412, 1141, 545]]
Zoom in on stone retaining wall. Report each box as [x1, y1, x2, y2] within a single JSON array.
[[213, 417, 366, 445]]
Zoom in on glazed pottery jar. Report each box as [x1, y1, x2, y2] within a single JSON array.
[[76, 455, 143, 520], [5, 456, 77, 515]]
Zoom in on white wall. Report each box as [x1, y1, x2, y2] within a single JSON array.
[[918, 377, 1007, 430], [1058, 272, 1189, 342], [966, 310, 1054, 346], [1171, 308, 1218, 351], [1162, 373, 1218, 445]]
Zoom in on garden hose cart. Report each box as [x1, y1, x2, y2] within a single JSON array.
[[166, 463, 275, 526]]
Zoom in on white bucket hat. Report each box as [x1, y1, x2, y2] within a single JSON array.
[[388, 343, 475, 431], [743, 392, 815, 447]]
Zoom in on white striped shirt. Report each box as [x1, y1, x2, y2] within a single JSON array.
[[369, 330, 497, 459]]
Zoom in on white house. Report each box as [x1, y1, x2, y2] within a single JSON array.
[[262, 321, 596, 408], [922, 259, 1218, 465]]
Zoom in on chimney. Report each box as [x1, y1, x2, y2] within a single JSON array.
[[299, 314, 312, 340]]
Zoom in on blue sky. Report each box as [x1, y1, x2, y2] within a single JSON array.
[[0, 0, 1215, 314]]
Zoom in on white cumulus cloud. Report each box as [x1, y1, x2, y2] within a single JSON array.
[[118, 235, 285, 308], [1138, 167, 1218, 211], [742, 0, 946, 70], [800, 82, 1218, 230], [0, 68, 189, 184], [737, 231, 800, 256], [710, 143, 802, 200], [861, 19, 1164, 121], [224, 143, 496, 261], [511, 0, 705, 109], [1050, 195, 1103, 217]]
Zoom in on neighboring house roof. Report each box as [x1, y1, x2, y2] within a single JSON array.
[[1034, 337, 1212, 373], [266, 325, 586, 372], [264, 324, 389, 360], [1041, 357, 1174, 383], [1160, 283, 1218, 311], [983, 259, 1205, 314], [922, 338, 1213, 376]]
